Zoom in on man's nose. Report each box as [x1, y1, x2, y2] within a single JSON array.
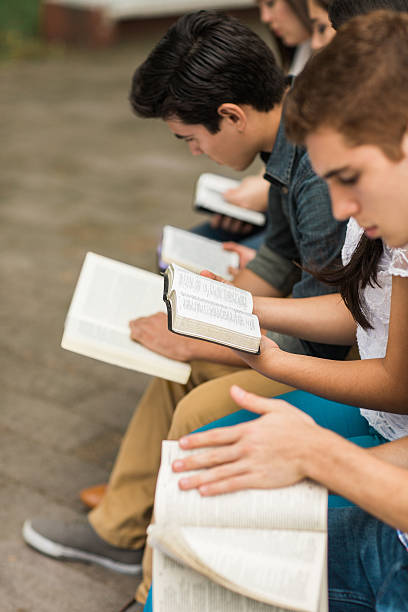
[[330, 186, 359, 221], [188, 141, 203, 156]]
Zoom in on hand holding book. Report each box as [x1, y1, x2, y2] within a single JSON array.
[[222, 241, 257, 280], [222, 173, 269, 213], [194, 173, 267, 227]]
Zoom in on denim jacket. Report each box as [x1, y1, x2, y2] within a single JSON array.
[[247, 115, 349, 359]]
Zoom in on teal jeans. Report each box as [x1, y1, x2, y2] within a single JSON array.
[[144, 390, 387, 611]]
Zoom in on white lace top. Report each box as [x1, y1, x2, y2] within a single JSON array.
[[342, 218, 408, 440]]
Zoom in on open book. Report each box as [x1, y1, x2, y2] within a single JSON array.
[[163, 264, 261, 354], [194, 173, 266, 227], [61, 252, 191, 384], [161, 225, 239, 281], [149, 441, 328, 612]]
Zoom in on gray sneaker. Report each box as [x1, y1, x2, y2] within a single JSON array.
[[22, 517, 143, 575]]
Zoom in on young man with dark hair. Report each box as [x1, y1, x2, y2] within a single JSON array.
[[22, 11, 348, 610], [130, 10, 286, 135]]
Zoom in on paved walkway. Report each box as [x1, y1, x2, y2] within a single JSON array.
[[0, 13, 261, 611]]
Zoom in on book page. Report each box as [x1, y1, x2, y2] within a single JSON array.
[[150, 526, 326, 612], [65, 252, 166, 328], [162, 226, 239, 280], [170, 264, 253, 313], [195, 173, 266, 227], [153, 550, 291, 612], [62, 253, 191, 384], [155, 442, 327, 532], [174, 294, 260, 340]]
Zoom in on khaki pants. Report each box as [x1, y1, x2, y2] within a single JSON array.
[[88, 360, 293, 603]]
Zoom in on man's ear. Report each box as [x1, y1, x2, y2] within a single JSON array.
[[217, 103, 247, 132]]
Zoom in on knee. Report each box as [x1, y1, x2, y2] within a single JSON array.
[[169, 392, 206, 439], [169, 382, 230, 439]]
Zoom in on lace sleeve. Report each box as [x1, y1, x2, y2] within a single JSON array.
[[389, 246, 408, 277]]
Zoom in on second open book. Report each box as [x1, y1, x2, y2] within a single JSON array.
[[61, 253, 191, 384], [149, 441, 328, 612]]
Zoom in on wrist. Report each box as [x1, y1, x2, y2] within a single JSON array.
[[252, 296, 263, 319], [298, 426, 343, 483], [181, 337, 199, 361]]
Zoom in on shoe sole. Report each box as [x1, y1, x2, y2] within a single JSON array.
[[22, 520, 142, 575]]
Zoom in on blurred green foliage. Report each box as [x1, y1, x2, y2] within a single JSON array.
[[0, 0, 48, 59], [0, 0, 41, 37]]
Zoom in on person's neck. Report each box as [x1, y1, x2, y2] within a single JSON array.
[[256, 102, 283, 153]]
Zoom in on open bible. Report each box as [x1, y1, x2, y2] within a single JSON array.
[[194, 173, 266, 227], [161, 225, 239, 280], [149, 441, 328, 612], [163, 264, 261, 354], [61, 252, 191, 384]]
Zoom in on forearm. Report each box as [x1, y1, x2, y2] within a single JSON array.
[[368, 437, 408, 467], [305, 430, 408, 531], [243, 347, 408, 413], [253, 293, 356, 345], [233, 268, 284, 297], [184, 336, 247, 365]]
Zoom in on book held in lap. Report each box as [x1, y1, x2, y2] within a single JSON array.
[[161, 225, 239, 280], [149, 441, 328, 612], [61, 252, 191, 384], [163, 264, 261, 354]]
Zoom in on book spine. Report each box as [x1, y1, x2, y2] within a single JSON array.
[[162, 271, 175, 332]]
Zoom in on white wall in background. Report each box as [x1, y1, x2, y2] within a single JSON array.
[[46, 0, 254, 19]]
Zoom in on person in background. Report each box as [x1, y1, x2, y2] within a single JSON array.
[[258, 0, 312, 75], [307, 0, 336, 49]]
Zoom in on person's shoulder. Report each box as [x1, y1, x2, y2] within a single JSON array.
[[291, 149, 329, 204], [293, 147, 318, 181]]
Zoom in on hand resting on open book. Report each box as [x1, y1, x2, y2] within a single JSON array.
[[173, 384, 321, 496], [129, 312, 195, 362]]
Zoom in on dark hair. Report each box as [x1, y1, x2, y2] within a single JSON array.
[[315, 235, 383, 329], [130, 10, 286, 133], [285, 0, 313, 32], [285, 11, 408, 328], [329, 0, 408, 30], [313, 0, 332, 10]]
